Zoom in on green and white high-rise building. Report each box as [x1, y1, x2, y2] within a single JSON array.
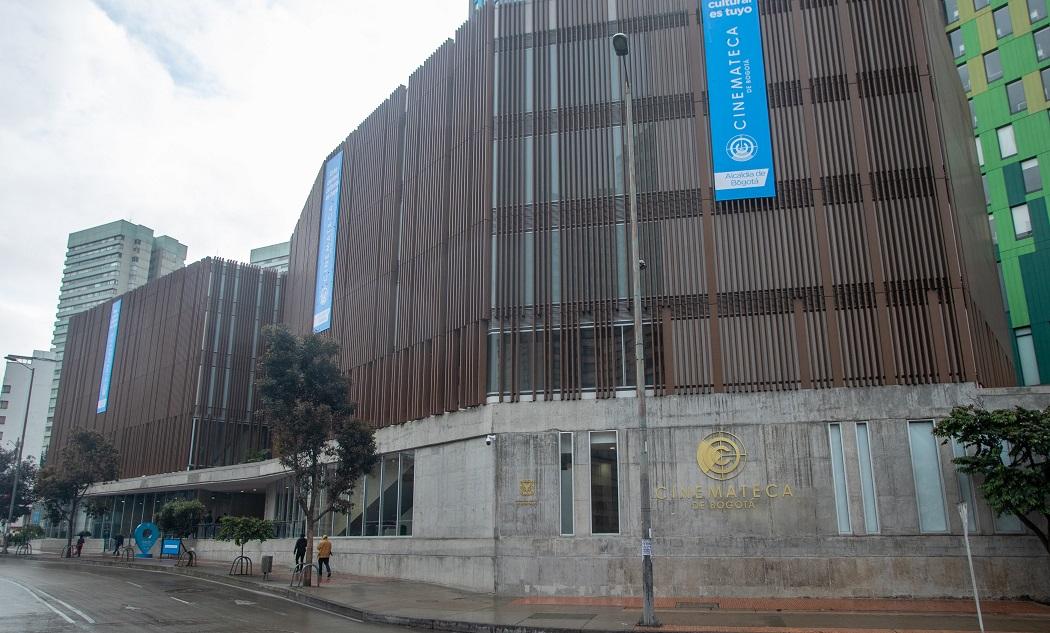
[[945, 0, 1050, 384]]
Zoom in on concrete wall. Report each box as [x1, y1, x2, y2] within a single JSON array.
[[68, 384, 1050, 599]]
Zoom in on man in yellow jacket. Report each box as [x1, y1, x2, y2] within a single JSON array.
[[317, 535, 332, 580]]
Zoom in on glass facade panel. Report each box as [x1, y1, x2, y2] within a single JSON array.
[[951, 440, 978, 532], [363, 464, 381, 536], [907, 421, 949, 533], [994, 6, 1013, 38], [1007, 80, 1027, 114], [959, 63, 971, 92], [560, 432, 574, 535], [946, 0, 959, 22], [1012, 203, 1032, 238], [1016, 327, 1041, 384], [950, 29, 965, 58], [970, 99, 978, 128], [1032, 0, 1049, 23], [998, 125, 1017, 157], [984, 50, 1003, 82], [1043, 67, 1050, 100], [1022, 158, 1041, 192], [380, 455, 400, 536], [855, 423, 879, 534], [398, 451, 414, 536], [590, 431, 619, 534], [1037, 27, 1050, 60], [828, 424, 852, 534], [974, 0, 989, 9], [977, 137, 985, 165], [347, 481, 365, 536]]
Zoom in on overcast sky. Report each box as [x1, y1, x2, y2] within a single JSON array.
[[0, 0, 468, 360]]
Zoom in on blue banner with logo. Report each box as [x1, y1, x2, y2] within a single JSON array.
[[96, 298, 121, 413], [701, 0, 776, 201], [313, 149, 344, 333]]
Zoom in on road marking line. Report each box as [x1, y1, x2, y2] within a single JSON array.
[[0, 578, 76, 624], [126, 581, 143, 588], [171, 596, 193, 605], [36, 587, 97, 624]]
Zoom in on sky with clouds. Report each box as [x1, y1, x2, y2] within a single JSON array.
[[0, 0, 469, 360]]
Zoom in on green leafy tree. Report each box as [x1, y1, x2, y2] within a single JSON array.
[[215, 516, 275, 558], [256, 325, 377, 586], [0, 446, 37, 552], [10, 524, 44, 545], [35, 430, 119, 557], [156, 499, 205, 539], [935, 406, 1050, 553]]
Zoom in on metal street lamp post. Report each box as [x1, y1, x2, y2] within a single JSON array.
[[2, 354, 46, 554], [612, 32, 659, 628]]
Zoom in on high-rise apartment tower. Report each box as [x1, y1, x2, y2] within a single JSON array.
[[43, 220, 187, 458]]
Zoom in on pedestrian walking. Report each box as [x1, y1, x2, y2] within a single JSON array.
[[75, 535, 85, 557], [293, 533, 307, 567], [112, 533, 124, 556], [316, 535, 332, 580]]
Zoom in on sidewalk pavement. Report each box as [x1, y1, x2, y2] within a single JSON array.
[[12, 547, 1050, 633]]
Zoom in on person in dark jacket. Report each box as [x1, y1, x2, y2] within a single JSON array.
[[112, 534, 124, 555], [75, 535, 85, 557], [293, 534, 307, 567]]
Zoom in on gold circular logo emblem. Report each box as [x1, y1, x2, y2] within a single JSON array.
[[696, 432, 746, 480]]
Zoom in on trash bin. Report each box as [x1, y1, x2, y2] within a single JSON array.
[[261, 555, 273, 580]]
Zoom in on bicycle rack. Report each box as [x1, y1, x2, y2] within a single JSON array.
[[229, 555, 252, 576]]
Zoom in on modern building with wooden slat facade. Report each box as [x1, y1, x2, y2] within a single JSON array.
[[47, 1, 1049, 600]]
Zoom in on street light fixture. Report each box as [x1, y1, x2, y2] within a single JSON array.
[[612, 32, 659, 628], [2, 354, 49, 554]]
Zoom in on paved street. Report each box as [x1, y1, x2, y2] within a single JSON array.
[[0, 558, 410, 632]]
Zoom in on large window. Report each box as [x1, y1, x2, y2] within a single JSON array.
[[333, 450, 415, 537], [1022, 158, 1042, 193], [1007, 80, 1027, 114], [828, 424, 852, 534], [969, 99, 978, 128], [976, 137, 985, 166], [994, 6, 1013, 38], [973, 0, 989, 9], [958, 64, 971, 92], [907, 421, 949, 533], [984, 50, 1003, 83], [560, 432, 574, 535], [855, 423, 879, 534], [998, 124, 1018, 158], [1037, 27, 1050, 60], [1032, 0, 1049, 22], [950, 29, 965, 58], [1043, 67, 1050, 100], [1016, 327, 1041, 384], [1011, 203, 1032, 238], [590, 431, 620, 534], [945, 0, 959, 23]]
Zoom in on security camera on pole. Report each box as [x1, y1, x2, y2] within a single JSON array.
[[612, 32, 659, 628]]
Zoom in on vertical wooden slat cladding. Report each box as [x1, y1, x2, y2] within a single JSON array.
[[50, 259, 282, 478], [278, 0, 1014, 433]]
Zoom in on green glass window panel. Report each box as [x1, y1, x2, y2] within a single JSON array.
[[1003, 162, 1027, 205]]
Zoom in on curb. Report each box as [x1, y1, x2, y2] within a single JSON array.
[[5, 554, 620, 633]]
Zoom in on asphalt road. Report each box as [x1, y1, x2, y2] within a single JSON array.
[[0, 558, 412, 632]]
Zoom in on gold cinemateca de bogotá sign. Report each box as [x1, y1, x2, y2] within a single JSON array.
[[653, 431, 795, 512], [696, 431, 746, 480]]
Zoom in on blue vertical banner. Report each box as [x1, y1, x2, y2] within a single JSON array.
[[96, 298, 122, 413], [701, 0, 777, 201], [313, 149, 344, 333]]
